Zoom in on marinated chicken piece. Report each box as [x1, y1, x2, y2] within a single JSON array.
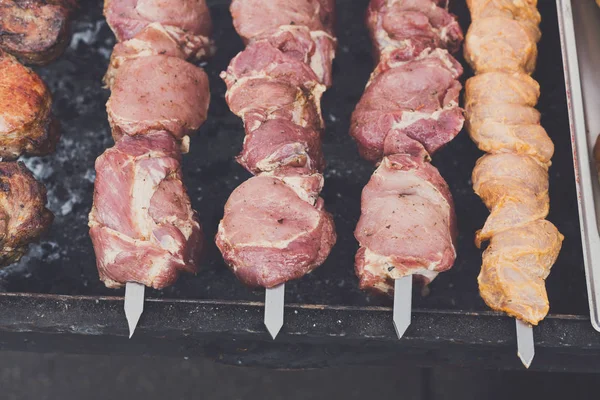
[[106, 54, 210, 148], [479, 220, 563, 325], [464, 16, 540, 74], [0, 161, 53, 266], [0, 52, 59, 160], [472, 153, 549, 245], [465, 0, 562, 325], [104, 0, 214, 59], [0, 0, 76, 65], [89, 131, 202, 289], [216, 173, 335, 288], [350, 49, 464, 162], [367, 0, 463, 62], [355, 154, 457, 295]]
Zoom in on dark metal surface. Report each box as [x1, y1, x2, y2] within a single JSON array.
[[0, 0, 592, 368]]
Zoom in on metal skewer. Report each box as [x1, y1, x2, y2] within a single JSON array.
[[516, 318, 535, 368], [264, 283, 285, 339], [124, 282, 145, 338], [393, 276, 412, 339]]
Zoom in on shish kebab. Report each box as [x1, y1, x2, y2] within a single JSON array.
[[464, 0, 563, 368], [215, 0, 337, 339], [0, 0, 77, 266], [350, 0, 463, 338], [89, 0, 214, 337]]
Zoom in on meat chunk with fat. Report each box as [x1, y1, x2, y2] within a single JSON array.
[[355, 154, 457, 295], [215, 173, 336, 288], [350, 49, 464, 162], [367, 0, 463, 62], [230, 0, 335, 42], [0, 0, 76, 65], [0, 52, 59, 160], [104, 0, 213, 58], [89, 131, 203, 289], [106, 54, 210, 148], [0, 161, 53, 266]]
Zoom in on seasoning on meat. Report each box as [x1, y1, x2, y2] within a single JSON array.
[[465, 0, 563, 325], [350, 0, 464, 295], [0, 162, 53, 266], [89, 0, 212, 289], [0, 51, 59, 160], [215, 0, 337, 288], [0, 0, 77, 65]]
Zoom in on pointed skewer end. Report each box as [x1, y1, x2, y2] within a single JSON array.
[[264, 284, 285, 340], [516, 319, 535, 369], [393, 276, 412, 339], [124, 282, 145, 339]]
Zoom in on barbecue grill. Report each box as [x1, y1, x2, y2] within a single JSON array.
[[1, 0, 597, 372]]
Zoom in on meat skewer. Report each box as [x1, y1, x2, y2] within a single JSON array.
[[350, 0, 464, 338], [90, 0, 213, 337], [464, 0, 563, 367], [216, 0, 337, 339]]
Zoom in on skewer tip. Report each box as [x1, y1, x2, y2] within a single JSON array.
[[516, 319, 535, 369], [264, 283, 285, 340], [393, 276, 412, 339], [124, 282, 145, 339]]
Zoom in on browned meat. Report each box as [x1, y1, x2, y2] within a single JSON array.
[[0, 0, 76, 65], [215, 0, 337, 287], [104, 0, 213, 60], [350, 0, 463, 296], [89, 131, 202, 289], [216, 174, 335, 288], [106, 54, 210, 149], [355, 155, 457, 295], [465, 0, 562, 325], [0, 161, 53, 266], [366, 0, 463, 62], [0, 52, 59, 160]]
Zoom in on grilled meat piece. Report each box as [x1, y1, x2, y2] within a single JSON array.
[[0, 0, 76, 65], [350, 49, 464, 163], [106, 54, 210, 149], [355, 155, 457, 295], [89, 131, 202, 289], [366, 0, 463, 62], [216, 173, 335, 288], [104, 0, 213, 60], [465, 0, 562, 324], [0, 52, 59, 160], [0, 161, 53, 266]]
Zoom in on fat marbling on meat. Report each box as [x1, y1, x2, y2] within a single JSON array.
[[89, 131, 203, 289], [215, 0, 337, 288], [350, 0, 463, 295], [89, 0, 212, 289]]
